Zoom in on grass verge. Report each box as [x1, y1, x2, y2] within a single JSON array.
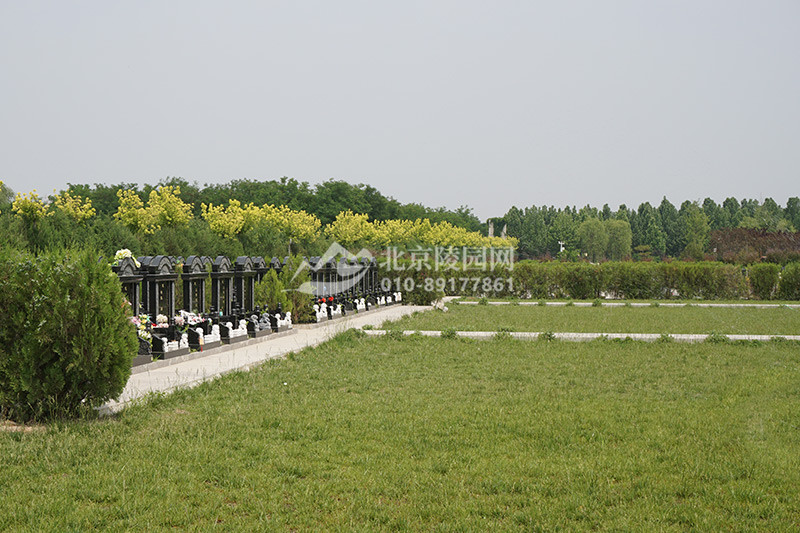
[[388, 303, 800, 335], [2, 333, 800, 530]]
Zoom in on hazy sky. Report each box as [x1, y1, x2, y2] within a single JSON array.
[[1, 1, 798, 220]]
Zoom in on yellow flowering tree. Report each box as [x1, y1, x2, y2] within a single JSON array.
[[324, 210, 375, 248], [146, 186, 193, 230], [114, 186, 193, 233], [12, 190, 50, 223], [372, 219, 415, 248], [52, 191, 96, 222], [201, 200, 263, 239], [113, 189, 147, 232], [262, 204, 321, 243], [202, 201, 321, 245]]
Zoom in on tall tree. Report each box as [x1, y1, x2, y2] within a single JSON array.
[[636, 203, 666, 257], [615, 204, 630, 222], [722, 197, 743, 227], [785, 197, 800, 231], [681, 202, 710, 260], [658, 197, 683, 256], [548, 211, 578, 255], [702, 198, 729, 230], [605, 219, 632, 260], [577, 218, 608, 262]]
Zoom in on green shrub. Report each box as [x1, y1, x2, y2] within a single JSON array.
[[591, 298, 602, 307], [0, 249, 137, 422], [557, 262, 603, 300], [280, 255, 314, 323], [778, 263, 800, 300], [511, 261, 553, 299], [658, 261, 746, 300], [254, 269, 289, 312], [477, 296, 489, 305], [603, 262, 660, 299], [748, 263, 780, 300]]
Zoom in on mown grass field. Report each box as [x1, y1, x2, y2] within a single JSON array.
[[386, 303, 800, 335], [2, 331, 800, 531], [457, 296, 800, 306]]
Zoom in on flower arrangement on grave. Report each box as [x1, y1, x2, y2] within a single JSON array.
[[112, 249, 141, 267], [173, 314, 189, 335], [153, 314, 169, 328], [130, 314, 152, 342]]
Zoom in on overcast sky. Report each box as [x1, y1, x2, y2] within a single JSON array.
[[1, 1, 798, 220]]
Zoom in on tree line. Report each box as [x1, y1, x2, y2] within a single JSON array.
[[0, 178, 507, 259], [1, 177, 798, 263], [65, 177, 483, 232], [496, 197, 800, 261]]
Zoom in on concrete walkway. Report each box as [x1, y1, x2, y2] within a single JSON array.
[[100, 305, 428, 414], [363, 329, 800, 342]]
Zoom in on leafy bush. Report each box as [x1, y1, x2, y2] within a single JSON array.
[[748, 263, 780, 300], [254, 269, 289, 312], [0, 249, 137, 422], [778, 263, 800, 300], [280, 255, 315, 323], [510, 261, 553, 298], [556, 262, 604, 300], [602, 262, 660, 299]]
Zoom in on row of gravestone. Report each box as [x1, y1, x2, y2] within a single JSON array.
[[113, 254, 393, 366], [113, 255, 383, 320]]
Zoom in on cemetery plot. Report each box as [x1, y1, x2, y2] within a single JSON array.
[[385, 303, 800, 336], [116, 252, 396, 365]]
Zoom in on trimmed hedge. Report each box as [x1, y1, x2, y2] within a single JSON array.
[[748, 263, 780, 300], [375, 259, 800, 301], [511, 260, 752, 300], [0, 249, 137, 422], [778, 263, 800, 300]]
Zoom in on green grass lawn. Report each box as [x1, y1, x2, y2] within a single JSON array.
[[2, 333, 800, 530], [386, 303, 800, 335], [458, 296, 800, 306]]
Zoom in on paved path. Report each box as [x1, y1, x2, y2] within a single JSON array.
[[364, 330, 800, 342], [100, 305, 428, 414], [458, 301, 800, 308]]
